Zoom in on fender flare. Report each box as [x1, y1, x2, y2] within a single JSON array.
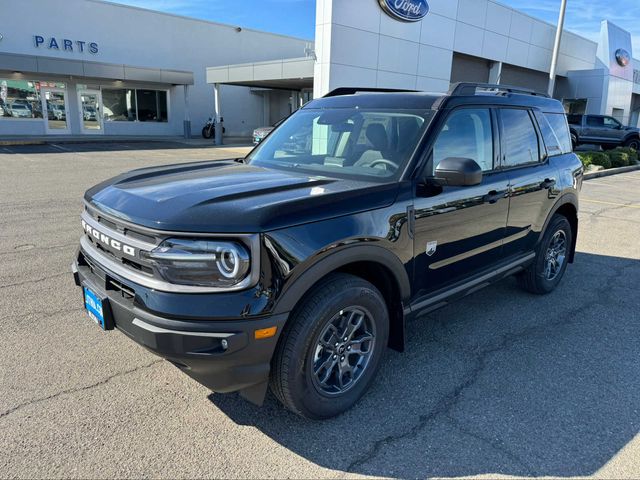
[[539, 192, 579, 262], [272, 244, 411, 315], [622, 132, 640, 143]]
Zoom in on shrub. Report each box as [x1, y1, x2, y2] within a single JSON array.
[[577, 152, 592, 167], [608, 150, 630, 168], [614, 147, 639, 164], [589, 152, 612, 169], [577, 151, 611, 169]]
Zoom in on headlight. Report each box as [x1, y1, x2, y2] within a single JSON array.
[[142, 238, 251, 288]]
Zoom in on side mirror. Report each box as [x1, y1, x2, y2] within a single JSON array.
[[433, 157, 483, 187]]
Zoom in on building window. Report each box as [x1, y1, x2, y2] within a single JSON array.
[[102, 88, 168, 122], [0, 79, 42, 120], [102, 89, 137, 122]]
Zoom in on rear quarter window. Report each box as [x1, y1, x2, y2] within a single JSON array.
[[545, 113, 573, 154]]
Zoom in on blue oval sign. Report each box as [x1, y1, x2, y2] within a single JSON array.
[[615, 48, 631, 67], [378, 0, 429, 22]]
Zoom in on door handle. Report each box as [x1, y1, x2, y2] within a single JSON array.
[[540, 178, 556, 189], [483, 190, 504, 204]]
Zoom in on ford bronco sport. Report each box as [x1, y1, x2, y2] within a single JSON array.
[[73, 83, 583, 419]]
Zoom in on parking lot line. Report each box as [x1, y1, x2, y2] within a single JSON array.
[[582, 199, 640, 209]]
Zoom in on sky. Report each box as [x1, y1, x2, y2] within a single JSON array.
[[108, 0, 640, 52]]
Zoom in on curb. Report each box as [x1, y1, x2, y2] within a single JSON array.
[[584, 164, 640, 180], [0, 140, 46, 146]]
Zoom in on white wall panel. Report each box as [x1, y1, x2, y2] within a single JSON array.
[[454, 23, 485, 58], [330, 25, 379, 70], [420, 14, 456, 50], [485, 2, 512, 36], [417, 45, 453, 79], [457, 0, 487, 28], [378, 37, 420, 75], [482, 31, 508, 62]]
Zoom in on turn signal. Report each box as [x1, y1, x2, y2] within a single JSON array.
[[255, 326, 277, 340]]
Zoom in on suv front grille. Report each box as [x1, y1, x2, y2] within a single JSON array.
[[81, 204, 161, 283]]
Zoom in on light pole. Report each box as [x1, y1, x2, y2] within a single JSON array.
[[548, 0, 568, 97]]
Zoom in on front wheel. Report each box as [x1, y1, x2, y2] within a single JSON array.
[[624, 137, 640, 150], [270, 273, 389, 419], [517, 214, 572, 294]]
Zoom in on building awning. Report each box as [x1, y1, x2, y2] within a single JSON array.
[[206, 57, 313, 90], [0, 52, 194, 85]]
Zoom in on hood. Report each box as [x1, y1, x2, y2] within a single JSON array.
[[85, 160, 399, 233]]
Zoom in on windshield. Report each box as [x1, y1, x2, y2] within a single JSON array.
[[247, 108, 434, 181]]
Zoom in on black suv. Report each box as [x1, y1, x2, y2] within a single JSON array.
[[73, 83, 583, 419]]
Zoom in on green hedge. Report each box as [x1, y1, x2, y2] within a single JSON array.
[[576, 147, 640, 170], [577, 151, 611, 169]]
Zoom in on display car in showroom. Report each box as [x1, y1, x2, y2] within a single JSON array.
[[72, 83, 582, 419]]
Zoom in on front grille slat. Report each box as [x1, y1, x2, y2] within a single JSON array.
[[82, 206, 162, 283]]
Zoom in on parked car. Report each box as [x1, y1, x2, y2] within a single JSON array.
[[9, 103, 32, 118], [83, 106, 98, 121], [48, 104, 66, 121], [72, 83, 582, 419], [253, 118, 285, 145], [568, 114, 640, 150]]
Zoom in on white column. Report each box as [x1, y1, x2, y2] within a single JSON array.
[[548, 0, 568, 97], [183, 85, 191, 139], [213, 83, 223, 145], [489, 62, 503, 85]]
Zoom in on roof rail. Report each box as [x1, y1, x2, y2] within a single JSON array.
[[323, 87, 417, 98], [449, 82, 549, 98]]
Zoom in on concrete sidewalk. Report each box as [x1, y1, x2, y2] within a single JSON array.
[[0, 135, 252, 148]]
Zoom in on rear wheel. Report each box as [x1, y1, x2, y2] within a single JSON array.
[[202, 126, 214, 139], [270, 273, 389, 419], [517, 214, 572, 295]]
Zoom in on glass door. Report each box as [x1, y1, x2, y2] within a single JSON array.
[[41, 88, 70, 134], [78, 89, 104, 134]]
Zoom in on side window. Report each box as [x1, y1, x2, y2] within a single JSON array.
[[604, 116, 621, 129], [534, 111, 561, 156], [545, 113, 573, 154], [500, 109, 540, 168], [432, 108, 493, 172], [586, 116, 604, 127]]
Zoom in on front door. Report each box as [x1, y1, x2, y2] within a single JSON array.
[[78, 89, 104, 134], [412, 107, 510, 303], [41, 88, 70, 134]]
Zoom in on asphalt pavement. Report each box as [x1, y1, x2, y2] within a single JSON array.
[[1, 143, 639, 479]]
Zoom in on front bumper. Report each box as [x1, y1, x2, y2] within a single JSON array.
[[72, 249, 288, 403]]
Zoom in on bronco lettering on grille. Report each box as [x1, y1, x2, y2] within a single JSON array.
[[82, 220, 137, 257]]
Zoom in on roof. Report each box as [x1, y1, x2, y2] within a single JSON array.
[[304, 89, 565, 115]]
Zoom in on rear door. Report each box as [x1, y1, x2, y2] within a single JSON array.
[[499, 108, 559, 257], [411, 107, 510, 301]]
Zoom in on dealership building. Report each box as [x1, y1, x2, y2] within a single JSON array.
[[2, 0, 640, 140]]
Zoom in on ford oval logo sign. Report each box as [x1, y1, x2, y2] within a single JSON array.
[[615, 48, 631, 67], [378, 0, 429, 22]]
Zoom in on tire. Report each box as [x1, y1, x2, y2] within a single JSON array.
[[517, 214, 572, 295], [270, 273, 389, 419], [570, 133, 578, 150], [624, 137, 640, 150], [201, 126, 214, 139]]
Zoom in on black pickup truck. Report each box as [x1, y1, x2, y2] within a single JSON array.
[[568, 114, 640, 150], [73, 83, 583, 419]]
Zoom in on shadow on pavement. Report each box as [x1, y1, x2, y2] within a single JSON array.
[[209, 252, 640, 478]]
